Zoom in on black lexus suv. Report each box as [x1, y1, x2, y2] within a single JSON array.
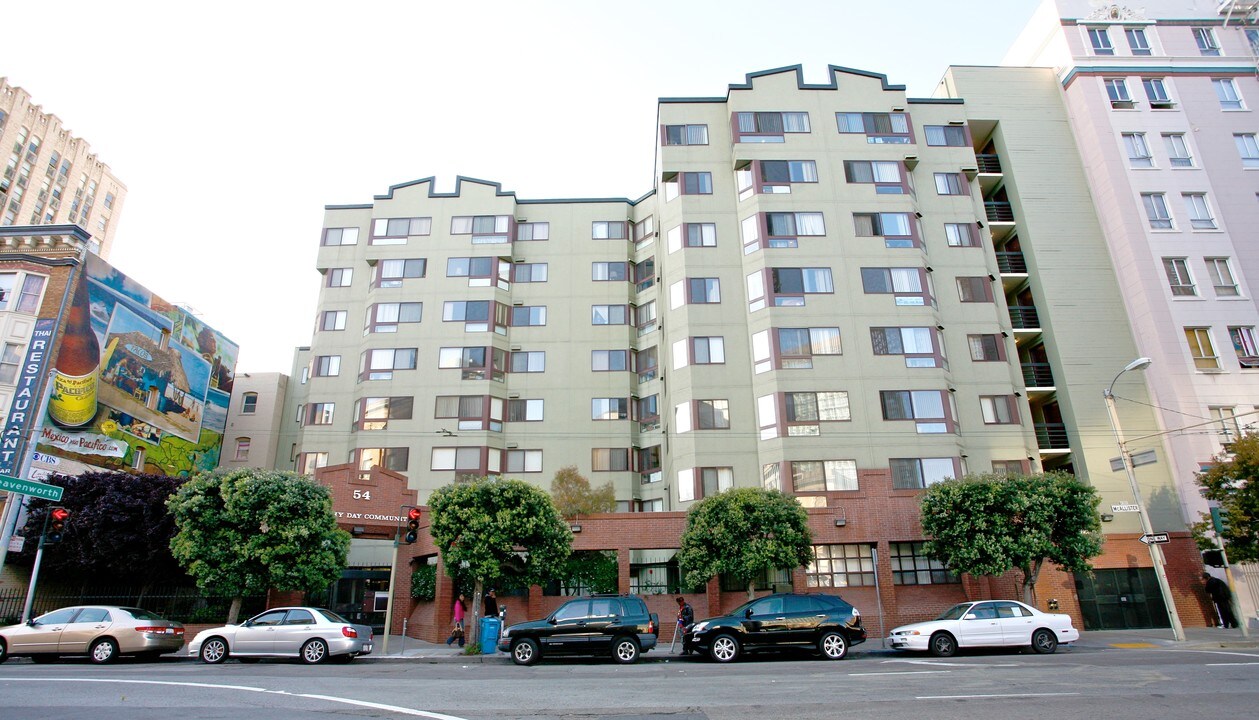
[[683, 592, 865, 662], [498, 594, 659, 665]]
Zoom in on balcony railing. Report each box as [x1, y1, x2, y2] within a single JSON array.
[[996, 251, 1027, 274], [976, 154, 1003, 173], [1008, 305, 1041, 329], [1035, 423, 1070, 450], [985, 201, 1015, 223], [1021, 362, 1054, 388]]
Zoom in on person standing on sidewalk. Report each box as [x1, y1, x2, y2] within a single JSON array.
[[446, 594, 467, 647], [1203, 572, 1239, 629], [484, 589, 499, 619]]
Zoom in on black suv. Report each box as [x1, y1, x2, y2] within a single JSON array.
[[498, 594, 659, 665], [683, 592, 865, 662]]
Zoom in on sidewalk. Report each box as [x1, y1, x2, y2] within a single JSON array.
[[368, 634, 511, 662]]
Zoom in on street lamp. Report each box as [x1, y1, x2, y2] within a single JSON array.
[[1102, 357, 1185, 641]]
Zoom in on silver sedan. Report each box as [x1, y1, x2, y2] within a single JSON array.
[[0, 605, 186, 664], [188, 607, 373, 664]]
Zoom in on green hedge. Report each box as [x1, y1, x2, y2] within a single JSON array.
[[411, 565, 436, 601]]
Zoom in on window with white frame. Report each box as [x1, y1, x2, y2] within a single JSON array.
[[327, 268, 353, 287], [944, 223, 979, 247], [1235, 134, 1259, 169], [880, 390, 951, 434], [1229, 326, 1259, 366], [871, 327, 939, 368], [1122, 132, 1153, 168], [1206, 257, 1239, 296], [0, 342, 21, 384], [1210, 406, 1243, 443], [1143, 78, 1174, 109], [233, 438, 251, 461], [663, 124, 709, 145], [1125, 27, 1151, 55], [371, 217, 431, 244], [793, 460, 859, 493], [807, 543, 874, 587], [1183, 193, 1217, 230], [1087, 26, 1114, 55], [1163, 133, 1193, 167], [890, 458, 957, 489], [836, 111, 911, 143], [1162, 257, 1196, 296], [980, 395, 1019, 425], [1184, 327, 1220, 370], [1142, 193, 1173, 229], [1194, 27, 1221, 56], [934, 172, 966, 196], [1214, 78, 1244, 110], [1106, 78, 1133, 108]]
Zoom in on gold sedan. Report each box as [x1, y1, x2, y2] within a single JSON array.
[[0, 605, 186, 664]]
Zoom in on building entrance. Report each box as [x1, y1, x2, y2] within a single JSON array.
[[310, 567, 391, 634], [1076, 568, 1170, 630]]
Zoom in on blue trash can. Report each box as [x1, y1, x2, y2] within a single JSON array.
[[481, 617, 501, 654]]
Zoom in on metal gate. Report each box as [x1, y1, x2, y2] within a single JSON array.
[[1076, 568, 1171, 630]]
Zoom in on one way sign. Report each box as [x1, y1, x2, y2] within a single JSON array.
[[1139, 533, 1170, 546]]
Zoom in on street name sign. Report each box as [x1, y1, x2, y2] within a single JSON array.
[[1138, 532, 1170, 546], [0, 473, 63, 502], [1111, 504, 1141, 513]]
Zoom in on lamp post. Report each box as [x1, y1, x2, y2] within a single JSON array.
[[1102, 357, 1185, 641]]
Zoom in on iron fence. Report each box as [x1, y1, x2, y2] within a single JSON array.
[[0, 585, 267, 625]]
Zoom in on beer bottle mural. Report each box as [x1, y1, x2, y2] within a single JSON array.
[[48, 276, 100, 427]]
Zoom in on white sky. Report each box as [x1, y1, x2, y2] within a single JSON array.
[[2, 0, 1042, 373]]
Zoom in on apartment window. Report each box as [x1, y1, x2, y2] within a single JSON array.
[[1211, 407, 1243, 443], [304, 403, 335, 426], [751, 326, 842, 372], [1162, 257, 1196, 296], [431, 447, 482, 472], [592, 448, 630, 472], [890, 458, 957, 490], [634, 301, 658, 336], [592, 304, 628, 325], [637, 396, 660, 425], [516, 222, 549, 241], [592, 261, 628, 281], [313, 355, 340, 377], [924, 125, 967, 147], [451, 215, 510, 243], [376, 258, 426, 287], [513, 263, 548, 282], [1142, 193, 1173, 229], [767, 267, 834, 305], [362, 348, 418, 380], [15, 273, 47, 312], [1206, 257, 1239, 296], [591, 349, 629, 372], [787, 391, 851, 424], [757, 160, 820, 193], [321, 310, 347, 331], [871, 327, 939, 368], [808, 544, 874, 588], [793, 461, 859, 493], [854, 213, 914, 248], [662, 171, 713, 200], [684, 223, 717, 250], [511, 306, 547, 327], [592, 221, 628, 239], [1235, 134, 1259, 169], [327, 268, 353, 287], [980, 395, 1019, 424], [890, 541, 958, 584], [881, 390, 951, 433], [1229, 326, 1259, 366], [636, 346, 658, 382], [673, 336, 726, 368], [0, 343, 21, 384], [1214, 78, 1244, 110], [1125, 27, 1151, 55], [435, 395, 488, 428], [1106, 78, 1134, 108], [699, 467, 734, 497], [233, 438, 251, 462], [860, 267, 928, 306], [663, 124, 709, 145], [1142, 78, 1174, 109], [670, 278, 721, 307], [446, 256, 495, 279], [592, 398, 629, 421], [843, 161, 903, 194], [1087, 26, 1114, 55], [634, 217, 654, 243], [676, 400, 730, 433], [734, 111, 810, 142], [509, 351, 545, 373], [957, 276, 994, 303], [1163, 133, 1193, 167], [1183, 193, 1217, 230], [835, 111, 911, 143], [299, 452, 329, 475], [442, 300, 491, 324], [1185, 327, 1220, 370], [968, 334, 1005, 362], [356, 396, 414, 430], [322, 227, 359, 246], [1122, 132, 1153, 168], [508, 399, 544, 422], [1194, 27, 1221, 56], [371, 217, 431, 244], [367, 302, 422, 333], [762, 212, 826, 247], [506, 449, 543, 473], [241, 393, 258, 414], [934, 173, 966, 196], [944, 223, 979, 247]]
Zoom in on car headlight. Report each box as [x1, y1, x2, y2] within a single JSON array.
[[691, 621, 708, 634]]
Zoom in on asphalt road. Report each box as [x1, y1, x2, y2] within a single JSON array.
[[2, 643, 1258, 720]]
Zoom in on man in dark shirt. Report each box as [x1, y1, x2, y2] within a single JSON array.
[[485, 589, 499, 618], [676, 596, 694, 628], [1203, 572, 1238, 629]]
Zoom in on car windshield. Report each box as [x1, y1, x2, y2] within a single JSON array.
[[120, 607, 163, 620], [935, 603, 973, 621], [316, 608, 349, 624]]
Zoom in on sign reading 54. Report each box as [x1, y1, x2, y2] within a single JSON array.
[[352, 490, 372, 500]]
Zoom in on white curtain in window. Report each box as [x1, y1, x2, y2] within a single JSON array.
[[809, 327, 841, 355], [686, 125, 708, 144], [900, 327, 933, 354], [836, 113, 863, 132], [911, 391, 944, 418], [872, 162, 900, 183], [795, 213, 825, 236], [925, 126, 946, 145], [890, 268, 921, 292], [781, 113, 810, 132], [890, 114, 909, 133], [802, 268, 834, 293]]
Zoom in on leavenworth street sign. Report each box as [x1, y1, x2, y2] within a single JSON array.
[[0, 474, 63, 502]]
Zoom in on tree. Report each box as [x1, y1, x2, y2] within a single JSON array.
[[920, 472, 1103, 605], [677, 487, 813, 600], [549, 465, 615, 518], [167, 468, 350, 623], [1193, 432, 1259, 562], [429, 476, 572, 644], [14, 471, 188, 592]]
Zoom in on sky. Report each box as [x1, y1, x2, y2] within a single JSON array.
[[1, 0, 1043, 373]]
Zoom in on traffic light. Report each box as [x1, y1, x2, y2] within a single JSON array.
[[404, 507, 421, 544], [1202, 549, 1226, 568], [1211, 507, 1231, 535], [44, 506, 69, 545]]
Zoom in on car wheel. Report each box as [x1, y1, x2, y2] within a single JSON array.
[[0, 639, 7, 664], [818, 631, 849, 660], [709, 634, 740, 663], [612, 636, 640, 664], [199, 637, 229, 664], [511, 638, 540, 666], [1031, 628, 1058, 654], [89, 638, 119, 664], [301, 639, 330, 664], [929, 632, 957, 658]]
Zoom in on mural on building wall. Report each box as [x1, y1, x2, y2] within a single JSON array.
[[31, 254, 238, 478]]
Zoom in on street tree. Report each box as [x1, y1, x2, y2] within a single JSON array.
[[1193, 432, 1259, 562], [920, 472, 1103, 605], [15, 471, 188, 593], [167, 468, 350, 623], [429, 476, 572, 644], [549, 465, 614, 518], [677, 487, 813, 600]]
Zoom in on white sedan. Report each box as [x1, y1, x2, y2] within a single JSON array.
[[188, 607, 373, 664], [887, 600, 1078, 656]]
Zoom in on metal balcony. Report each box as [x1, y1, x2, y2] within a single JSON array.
[[1008, 305, 1041, 329], [1035, 423, 1070, 450], [996, 251, 1027, 274], [985, 201, 1015, 223], [976, 154, 1003, 173], [1021, 362, 1054, 388]]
